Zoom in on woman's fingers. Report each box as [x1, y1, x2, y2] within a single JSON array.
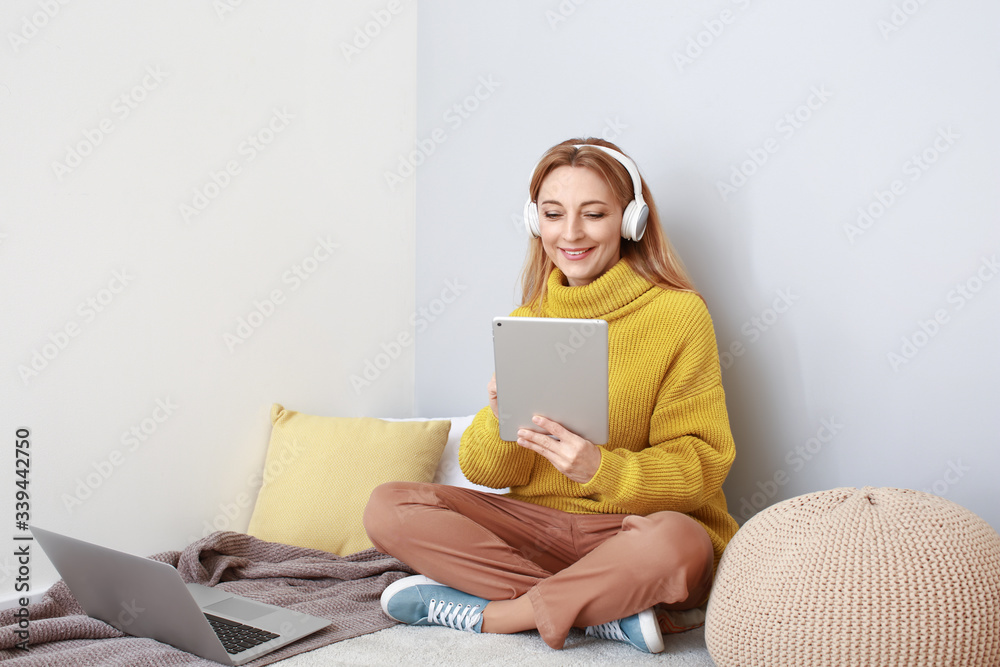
[[516, 416, 600, 484], [488, 373, 499, 419]]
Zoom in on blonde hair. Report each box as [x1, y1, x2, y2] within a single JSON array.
[[519, 137, 698, 310]]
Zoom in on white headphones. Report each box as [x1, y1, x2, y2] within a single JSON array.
[[523, 144, 649, 241]]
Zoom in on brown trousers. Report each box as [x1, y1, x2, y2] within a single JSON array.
[[363, 482, 714, 649]]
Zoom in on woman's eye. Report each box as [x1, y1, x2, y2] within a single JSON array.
[[585, 212, 606, 219], [543, 211, 562, 219]]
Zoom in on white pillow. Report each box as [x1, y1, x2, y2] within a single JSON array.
[[384, 415, 505, 494]]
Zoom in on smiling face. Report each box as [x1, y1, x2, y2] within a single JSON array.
[[537, 165, 623, 287]]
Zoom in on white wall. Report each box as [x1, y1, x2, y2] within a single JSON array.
[[413, 1, 1000, 532], [1, 0, 416, 601]]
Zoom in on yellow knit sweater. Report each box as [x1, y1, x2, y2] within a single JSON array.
[[459, 259, 738, 568]]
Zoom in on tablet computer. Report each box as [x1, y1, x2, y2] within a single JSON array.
[[492, 316, 609, 444]]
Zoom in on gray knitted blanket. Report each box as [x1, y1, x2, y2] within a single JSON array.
[[0, 531, 414, 666]]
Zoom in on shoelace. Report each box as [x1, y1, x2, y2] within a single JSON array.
[[427, 597, 483, 632], [586, 620, 628, 642]]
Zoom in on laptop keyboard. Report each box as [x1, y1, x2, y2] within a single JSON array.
[[205, 613, 280, 655]]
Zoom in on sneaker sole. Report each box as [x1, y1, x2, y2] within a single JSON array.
[[380, 574, 439, 620], [638, 608, 665, 653]]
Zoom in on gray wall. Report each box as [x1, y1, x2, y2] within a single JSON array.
[[413, 1, 1000, 529]]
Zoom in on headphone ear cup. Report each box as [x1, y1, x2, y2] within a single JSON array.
[[621, 201, 649, 241], [523, 200, 540, 237], [632, 203, 649, 241]]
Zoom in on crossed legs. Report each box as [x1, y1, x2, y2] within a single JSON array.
[[363, 481, 714, 649]]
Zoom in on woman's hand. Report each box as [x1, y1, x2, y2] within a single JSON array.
[[516, 415, 601, 484], [488, 374, 499, 419]]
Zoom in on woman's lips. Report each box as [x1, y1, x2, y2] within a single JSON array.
[[560, 247, 594, 260]]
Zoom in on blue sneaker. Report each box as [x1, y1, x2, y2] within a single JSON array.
[[381, 575, 487, 633], [585, 607, 665, 653]]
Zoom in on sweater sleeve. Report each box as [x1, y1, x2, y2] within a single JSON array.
[[458, 405, 536, 489], [577, 301, 736, 515]]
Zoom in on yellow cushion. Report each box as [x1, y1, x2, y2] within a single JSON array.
[[247, 404, 450, 555]]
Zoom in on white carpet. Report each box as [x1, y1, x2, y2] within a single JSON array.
[[279, 623, 717, 666]]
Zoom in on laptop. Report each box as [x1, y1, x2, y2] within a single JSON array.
[[30, 526, 331, 665], [492, 316, 609, 444]]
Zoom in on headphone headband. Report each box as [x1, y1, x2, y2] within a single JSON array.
[[523, 143, 649, 241]]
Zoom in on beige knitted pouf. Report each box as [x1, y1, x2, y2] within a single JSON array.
[[705, 486, 1000, 667]]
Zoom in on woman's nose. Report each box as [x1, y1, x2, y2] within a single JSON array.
[[563, 213, 585, 239]]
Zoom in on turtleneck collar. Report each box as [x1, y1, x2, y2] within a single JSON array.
[[540, 259, 658, 320]]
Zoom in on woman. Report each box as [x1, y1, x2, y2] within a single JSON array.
[[364, 138, 738, 653]]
